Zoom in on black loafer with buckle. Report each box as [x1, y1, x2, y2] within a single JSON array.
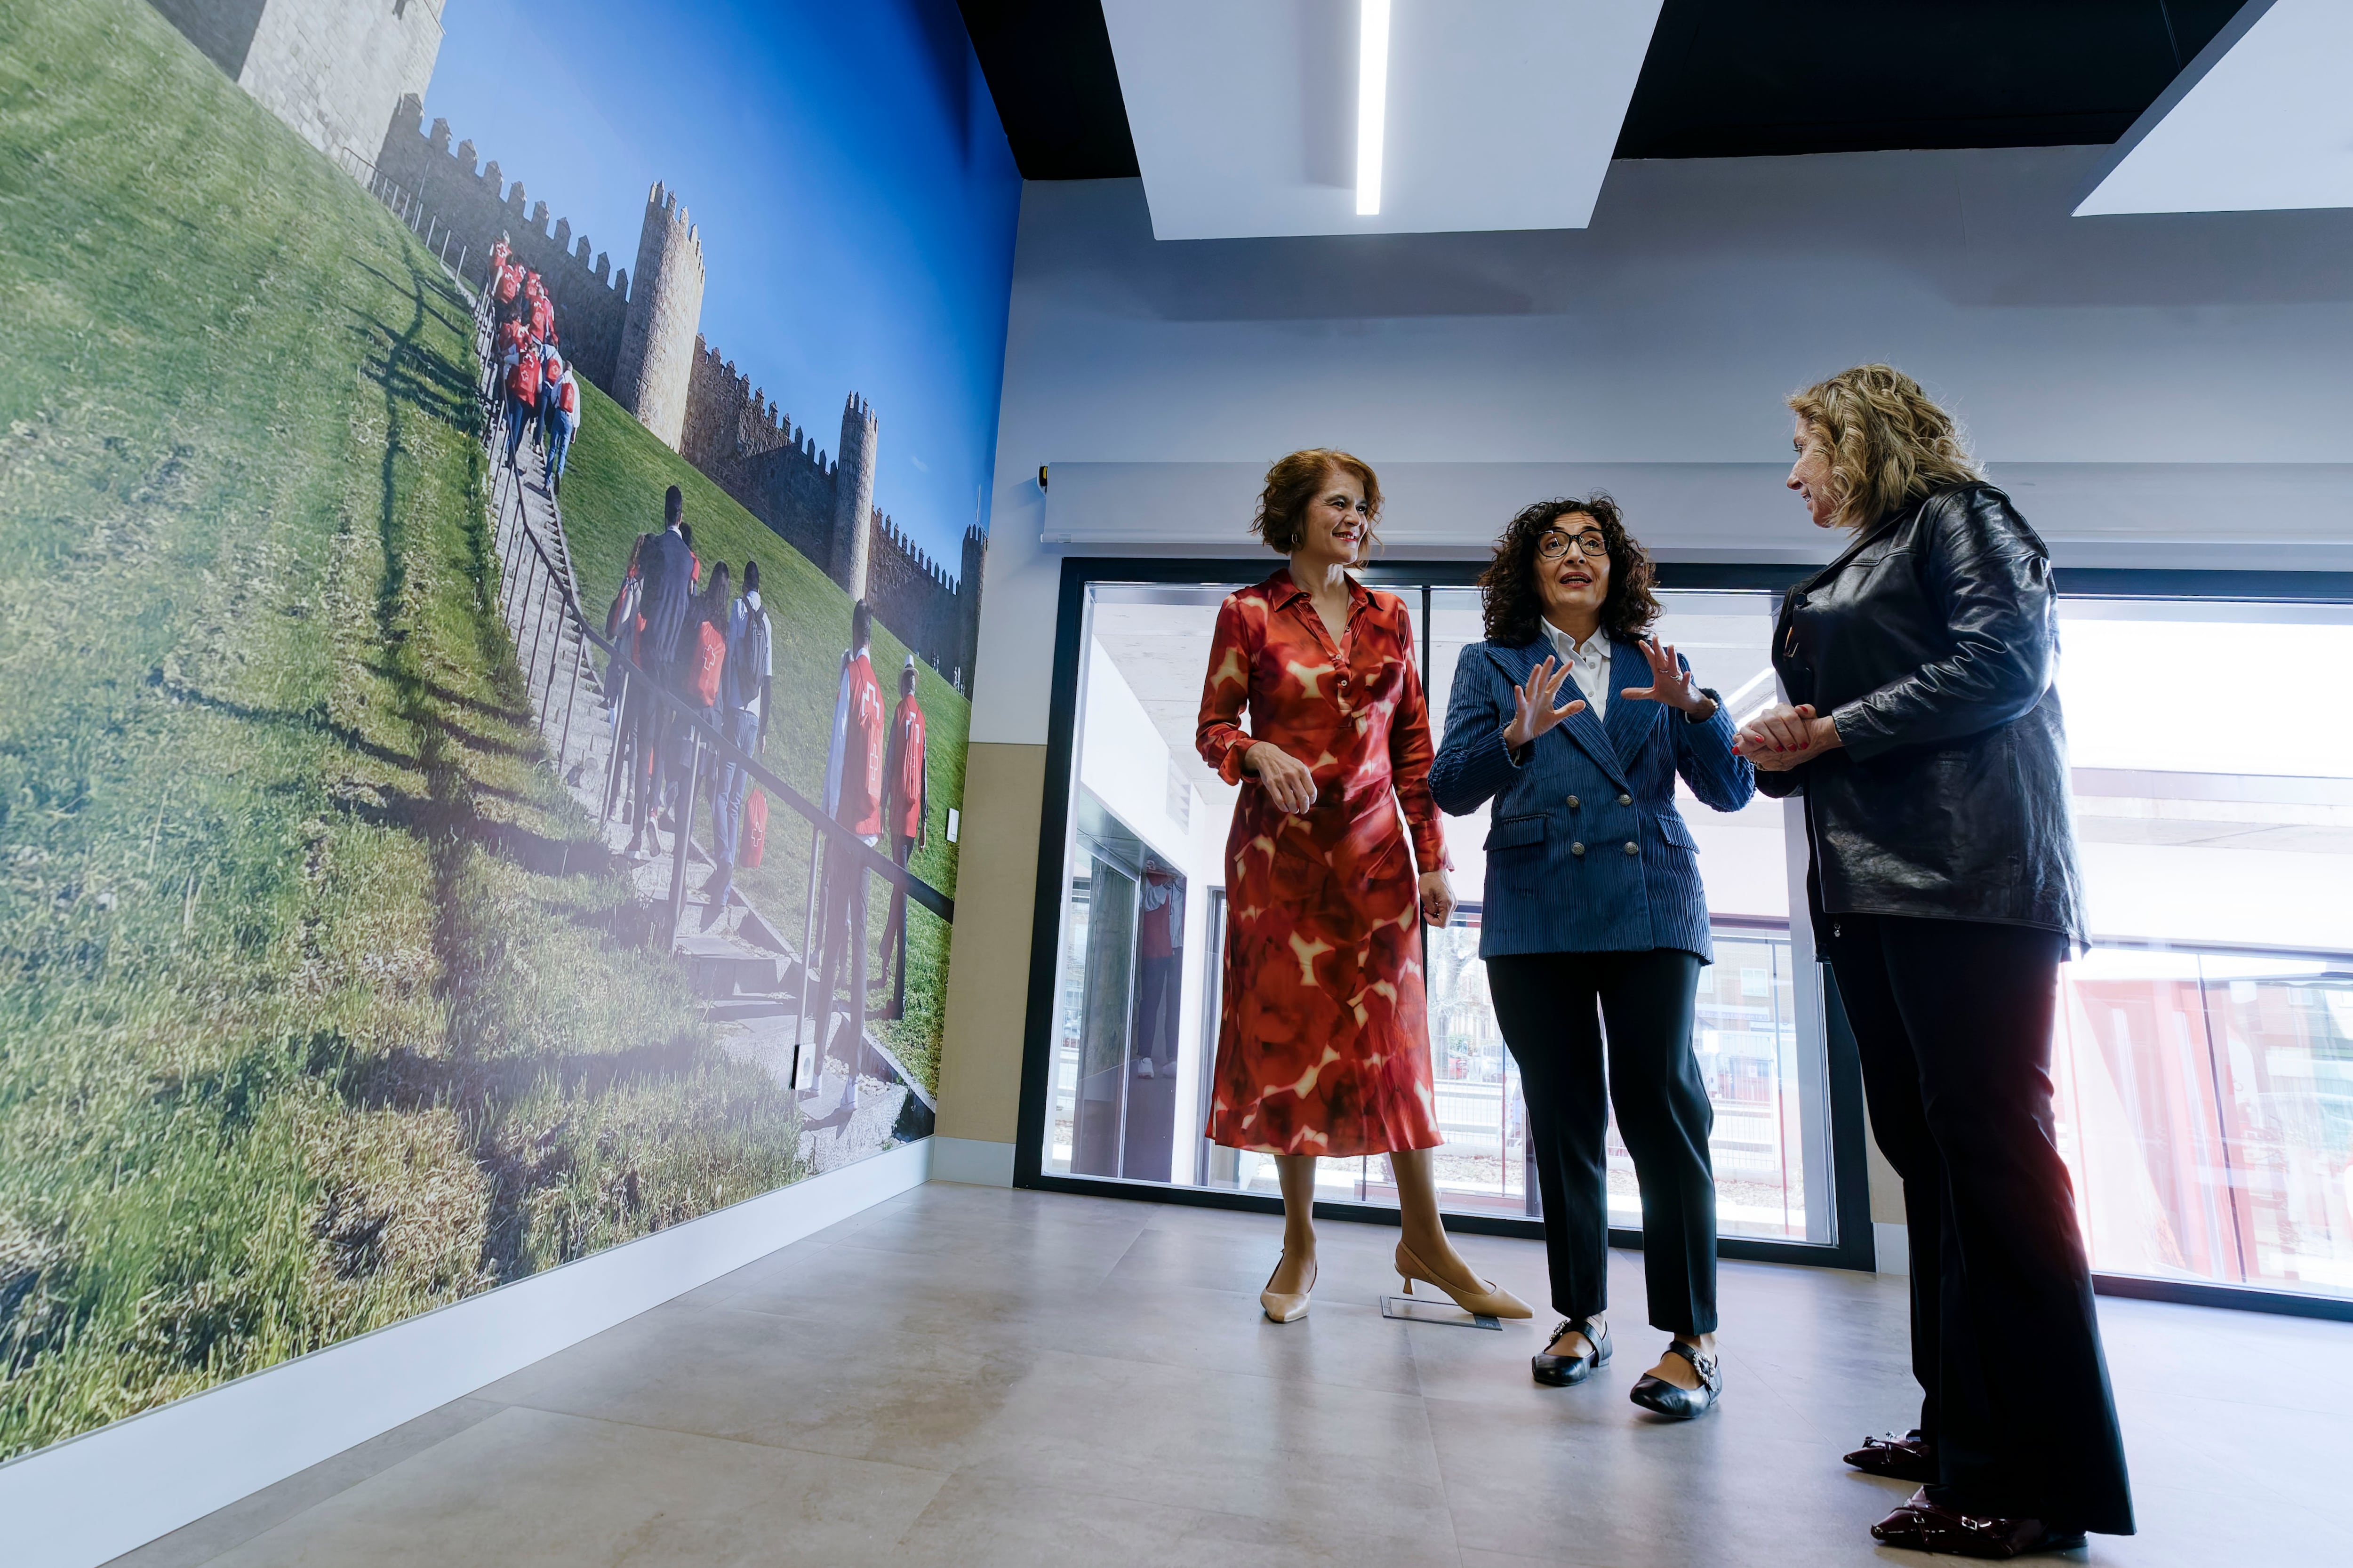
[[1627, 1340, 1721, 1419], [1870, 1489, 2087, 1560], [1845, 1429, 1937, 1483], [1531, 1317, 1610, 1386]]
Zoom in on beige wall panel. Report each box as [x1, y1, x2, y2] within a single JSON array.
[[936, 742, 1048, 1144]]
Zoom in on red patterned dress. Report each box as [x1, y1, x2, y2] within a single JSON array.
[[1196, 569, 1448, 1157]]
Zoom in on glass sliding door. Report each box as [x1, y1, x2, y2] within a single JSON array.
[[1035, 573, 1851, 1255]]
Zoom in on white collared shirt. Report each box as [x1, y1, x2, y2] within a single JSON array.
[[1544, 620, 1610, 723]]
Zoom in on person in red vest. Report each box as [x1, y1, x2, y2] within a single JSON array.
[[877, 655, 928, 1018], [814, 601, 886, 1062], [533, 341, 564, 457], [489, 233, 511, 277], [501, 318, 541, 469], [528, 290, 554, 342], [544, 360, 580, 496], [702, 559, 774, 929], [494, 260, 522, 309]]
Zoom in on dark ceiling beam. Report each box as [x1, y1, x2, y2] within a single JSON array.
[[957, 0, 1139, 181], [960, 0, 2253, 181]]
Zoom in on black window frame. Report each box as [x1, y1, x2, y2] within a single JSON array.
[[1012, 555, 2353, 1318]]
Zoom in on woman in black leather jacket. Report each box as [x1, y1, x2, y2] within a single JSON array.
[[1737, 366, 2131, 1559]]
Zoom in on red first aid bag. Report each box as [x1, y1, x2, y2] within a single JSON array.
[[743, 788, 768, 868], [693, 619, 725, 707]]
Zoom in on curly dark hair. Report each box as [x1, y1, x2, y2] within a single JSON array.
[[1476, 493, 1661, 646], [1250, 448, 1383, 555]]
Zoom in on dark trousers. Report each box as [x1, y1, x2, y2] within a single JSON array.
[[1824, 912, 2133, 1536], [877, 832, 916, 1018], [1488, 948, 1717, 1336], [814, 834, 874, 1050], [503, 392, 534, 464], [624, 681, 664, 834]]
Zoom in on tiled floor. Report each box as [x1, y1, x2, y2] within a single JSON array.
[[114, 1182, 2349, 1567]]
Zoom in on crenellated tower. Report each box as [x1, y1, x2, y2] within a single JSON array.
[[612, 183, 706, 451], [832, 393, 879, 602], [958, 521, 987, 693]]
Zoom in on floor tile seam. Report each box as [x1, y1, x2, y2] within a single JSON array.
[[822, 1235, 1137, 1286], [927, 1453, 1459, 1548], [1020, 1337, 1438, 1407], [484, 1398, 963, 1478], [138, 1398, 519, 1567], [1399, 1377, 1473, 1568]]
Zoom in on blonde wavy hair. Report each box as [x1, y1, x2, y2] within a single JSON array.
[[1787, 365, 1983, 531]]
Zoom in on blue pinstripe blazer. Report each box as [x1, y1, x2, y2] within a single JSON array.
[[1429, 637, 1755, 962]]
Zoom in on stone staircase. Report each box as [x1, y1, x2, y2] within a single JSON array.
[[467, 302, 933, 1171]]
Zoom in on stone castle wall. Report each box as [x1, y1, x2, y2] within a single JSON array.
[[611, 185, 704, 451], [153, 0, 443, 165], [375, 97, 630, 389], [678, 347, 980, 685], [149, 2, 985, 681]]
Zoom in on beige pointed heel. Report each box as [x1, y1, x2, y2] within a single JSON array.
[[1395, 1240, 1533, 1319], [1260, 1254, 1316, 1324]]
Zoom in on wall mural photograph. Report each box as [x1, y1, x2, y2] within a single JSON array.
[[0, 0, 1016, 1460]]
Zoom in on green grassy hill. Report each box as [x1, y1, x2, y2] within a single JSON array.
[[557, 379, 968, 1094], [0, 0, 801, 1458]]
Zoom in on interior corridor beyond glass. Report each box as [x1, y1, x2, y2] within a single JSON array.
[[1042, 580, 2353, 1299]]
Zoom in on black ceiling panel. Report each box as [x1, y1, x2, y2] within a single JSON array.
[[961, 1, 2253, 181], [1614, 0, 2251, 159], [957, 0, 1139, 180]]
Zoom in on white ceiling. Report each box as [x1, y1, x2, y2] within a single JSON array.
[[1098, 0, 1665, 241], [2077, 0, 2353, 216]]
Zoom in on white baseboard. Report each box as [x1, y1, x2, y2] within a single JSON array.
[[1874, 1221, 1911, 1277], [2, 1137, 933, 1568], [928, 1135, 1016, 1187]]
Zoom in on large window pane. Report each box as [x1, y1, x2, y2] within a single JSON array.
[[2054, 602, 2353, 1301], [1044, 579, 1841, 1248]]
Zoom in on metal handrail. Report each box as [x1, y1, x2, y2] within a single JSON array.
[[491, 444, 954, 924]]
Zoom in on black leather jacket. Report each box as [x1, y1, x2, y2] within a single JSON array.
[[1758, 482, 2085, 947]]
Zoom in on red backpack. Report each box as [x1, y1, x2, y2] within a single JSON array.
[[558, 378, 577, 415], [506, 348, 540, 402], [743, 788, 767, 867], [692, 619, 725, 707]]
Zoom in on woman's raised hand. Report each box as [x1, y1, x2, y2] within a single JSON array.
[[1245, 740, 1319, 813], [1502, 656, 1586, 750], [1621, 637, 1705, 713]]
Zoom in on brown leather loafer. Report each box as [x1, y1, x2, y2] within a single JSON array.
[[1870, 1489, 2087, 1559], [1844, 1429, 1936, 1483]]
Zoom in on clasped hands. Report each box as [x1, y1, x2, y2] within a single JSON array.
[[1732, 703, 1843, 772], [1240, 740, 1455, 927]]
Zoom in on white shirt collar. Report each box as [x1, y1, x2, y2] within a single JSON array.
[[1544, 620, 1608, 664]]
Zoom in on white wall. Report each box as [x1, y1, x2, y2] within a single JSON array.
[[970, 146, 2353, 749]]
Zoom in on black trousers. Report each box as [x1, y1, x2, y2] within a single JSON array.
[[814, 833, 872, 1048], [1487, 948, 1717, 1336], [1824, 912, 2134, 1536]]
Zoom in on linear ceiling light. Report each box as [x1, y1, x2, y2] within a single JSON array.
[[1355, 0, 1390, 216]]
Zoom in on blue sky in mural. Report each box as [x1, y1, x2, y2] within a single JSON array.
[[425, 0, 1019, 567]]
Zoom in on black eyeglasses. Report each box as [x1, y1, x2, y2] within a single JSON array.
[[1535, 529, 1608, 562]]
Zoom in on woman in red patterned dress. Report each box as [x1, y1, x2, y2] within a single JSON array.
[[1198, 450, 1532, 1325]]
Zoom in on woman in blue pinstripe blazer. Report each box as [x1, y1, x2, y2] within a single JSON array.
[[1431, 494, 1753, 1420]]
